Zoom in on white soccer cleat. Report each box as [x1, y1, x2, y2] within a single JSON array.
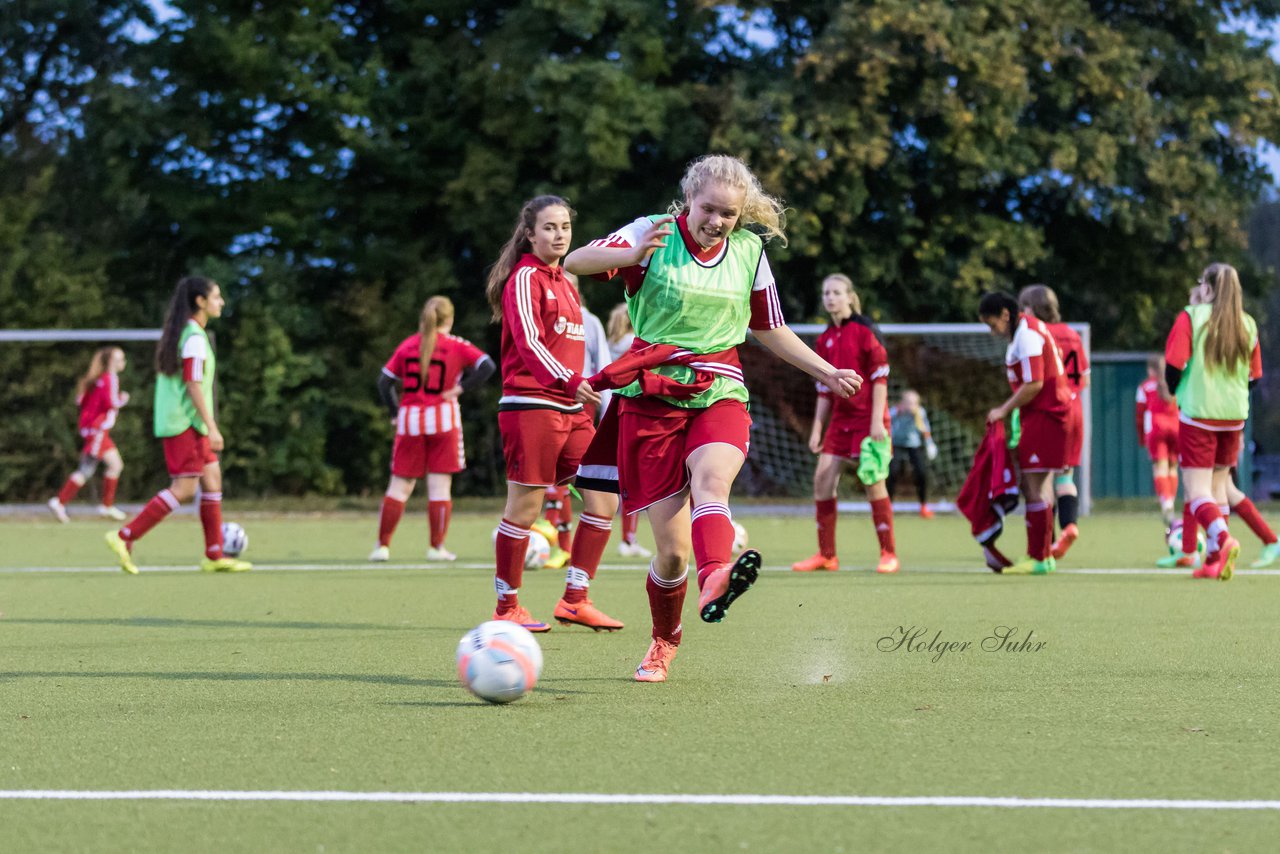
[[426, 546, 457, 562], [618, 540, 653, 558], [97, 504, 127, 521], [47, 497, 70, 524], [368, 545, 390, 562]]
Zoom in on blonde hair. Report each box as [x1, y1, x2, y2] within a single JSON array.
[[823, 273, 861, 314], [484, 195, 573, 321], [1199, 263, 1252, 373], [606, 303, 633, 345], [1018, 284, 1061, 324], [668, 155, 787, 246], [418, 296, 454, 388], [75, 347, 120, 401]]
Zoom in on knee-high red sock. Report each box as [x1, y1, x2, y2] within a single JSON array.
[[1026, 501, 1051, 560], [646, 564, 687, 644], [57, 475, 83, 505], [815, 497, 837, 558], [1180, 503, 1197, 554], [200, 491, 224, 559], [621, 511, 639, 544], [870, 497, 895, 554], [563, 512, 612, 604], [378, 496, 406, 547], [691, 502, 735, 589], [102, 476, 119, 507], [494, 518, 530, 610], [1191, 498, 1229, 553], [1230, 497, 1276, 545], [427, 499, 452, 548], [121, 489, 179, 542]]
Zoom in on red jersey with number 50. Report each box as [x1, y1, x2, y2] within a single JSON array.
[[1046, 322, 1089, 396], [1005, 313, 1070, 417], [383, 332, 486, 436]]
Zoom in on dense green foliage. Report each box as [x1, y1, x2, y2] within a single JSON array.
[[2, 1, 1279, 499]]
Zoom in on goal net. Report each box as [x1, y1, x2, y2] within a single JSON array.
[[737, 322, 1092, 514]]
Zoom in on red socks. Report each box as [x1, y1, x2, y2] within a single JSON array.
[[102, 476, 119, 507], [1180, 503, 1197, 554], [1230, 497, 1277, 545], [691, 502, 735, 589], [563, 512, 612, 603], [494, 518, 530, 610], [871, 497, 895, 554], [1025, 501, 1052, 560], [621, 511, 639, 544], [428, 499, 452, 548], [200, 491, 224, 559], [815, 497, 837, 558], [1191, 498, 1229, 552], [378, 496, 406, 548], [1153, 474, 1178, 503], [647, 564, 687, 644], [121, 489, 180, 543], [57, 476, 83, 505]]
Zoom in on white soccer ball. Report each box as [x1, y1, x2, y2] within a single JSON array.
[[456, 620, 544, 704], [1166, 522, 1205, 556], [222, 522, 248, 557], [732, 521, 749, 552], [491, 526, 551, 570]]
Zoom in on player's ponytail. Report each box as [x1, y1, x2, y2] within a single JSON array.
[[485, 195, 574, 322], [418, 296, 454, 389], [75, 347, 114, 402], [156, 276, 215, 375], [978, 291, 1020, 339], [1200, 263, 1252, 374], [670, 155, 788, 245], [1018, 284, 1061, 324]]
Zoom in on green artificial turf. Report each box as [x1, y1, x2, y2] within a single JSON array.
[[1, 510, 1278, 852]]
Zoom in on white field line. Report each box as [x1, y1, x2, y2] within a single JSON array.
[[3, 562, 1280, 576], [0, 790, 1279, 810]]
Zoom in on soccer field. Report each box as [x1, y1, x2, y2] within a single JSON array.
[[3, 509, 1279, 853]]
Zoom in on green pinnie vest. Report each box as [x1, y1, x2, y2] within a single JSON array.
[[621, 216, 765, 409], [1175, 303, 1257, 421], [154, 321, 215, 437]]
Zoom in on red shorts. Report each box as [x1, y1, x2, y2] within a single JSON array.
[[821, 415, 871, 460], [1017, 409, 1068, 472], [499, 407, 595, 487], [1146, 427, 1179, 462], [391, 429, 464, 478], [162, 428, 217, 477], [617, 397, 751, 514], [1063, 404, 1084, 469], [1177, 422, 1242, 469], [81, 431, 116, 460]]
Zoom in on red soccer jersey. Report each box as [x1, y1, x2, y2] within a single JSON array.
[[382, 332, 487, 436], [498, 253, 587, 411], [78, 373, 126, 436], [1135, 377, 1179, 439], [1005, 313, 1071, 417], [815, 315, 891, 429], [1046, 322, 1089, 396]]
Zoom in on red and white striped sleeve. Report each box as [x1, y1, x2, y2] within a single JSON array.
[[864, 328, 890, 385], [748, 252, 785, 331], [109, 373, 127, 408], [503, 266, 578, 390], [181, 333, 208, 383], [1009, 320, 1045, 383], [586, 218, 652, 291]]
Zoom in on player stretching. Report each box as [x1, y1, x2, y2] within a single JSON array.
[[370, 296, 495, 563], [566, 154, 860, 681], [979, 290, 1071, 575], [792, 273, 899, 574], [1020, 285, 1089, 560], [485, 195, 623, 633], [104, 277, 250, 574], [49, 347, 130, 523], [1165, 263, 1263, 580]]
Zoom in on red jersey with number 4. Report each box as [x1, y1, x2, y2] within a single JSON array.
[[1005, 313, 1070, 417], [382, 332, 486, 436], [1046, 322, 1088, 397], [78, 373, 126, 437], [815, 315, 891, 429]]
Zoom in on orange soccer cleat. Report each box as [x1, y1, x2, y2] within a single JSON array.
[[493, 604, 551, 633], [919, 505, 934, 519], [553, 597, 624, 631], [1195, 536, 1240, 581], [1050, 523, 1079, 560], [875, 551, 900, 574], [634, 638, 679, 682], [791, 553, 839, 572], [699, 550, 761, 623]]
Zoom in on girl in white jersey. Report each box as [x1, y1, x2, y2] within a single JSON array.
[[565, 155, 860, 682]]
